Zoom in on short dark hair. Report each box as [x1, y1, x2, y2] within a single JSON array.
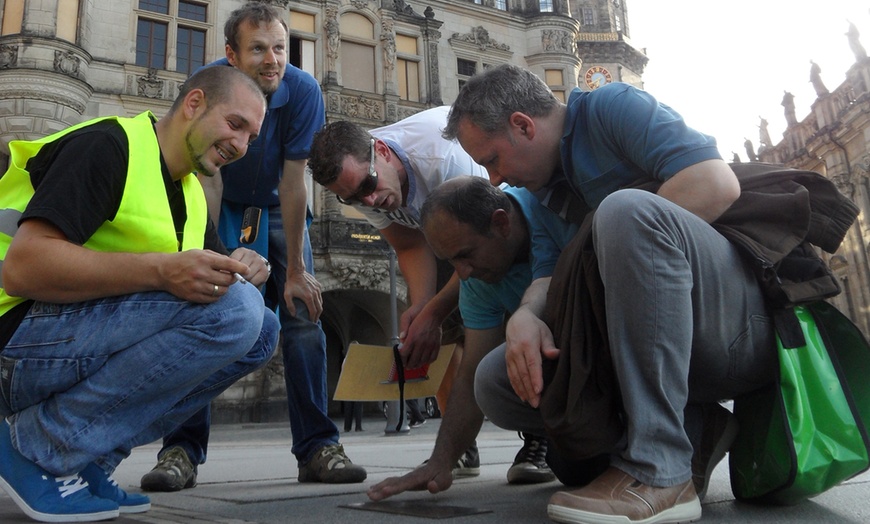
[[170, 65, 264, 115], [224, 2, 288, 52], [421, 176, 512, 236], [308, 120, 372, 186], [443, 63, 559, 140]]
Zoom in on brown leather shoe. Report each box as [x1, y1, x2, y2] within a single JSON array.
[[547, 467, 701, 524]]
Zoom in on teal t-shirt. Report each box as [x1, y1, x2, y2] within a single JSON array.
[[459, 187, 577, 330]]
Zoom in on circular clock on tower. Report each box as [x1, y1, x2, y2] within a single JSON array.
[[584, 66, 612, 89]]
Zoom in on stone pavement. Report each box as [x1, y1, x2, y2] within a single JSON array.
[[3, 416, 870, 523]]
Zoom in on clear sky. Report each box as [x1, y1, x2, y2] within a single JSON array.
[[628, 1, 868, 161]]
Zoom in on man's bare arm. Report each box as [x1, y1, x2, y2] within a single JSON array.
[[4, 219, 249, 304], [368, 326, 503, 500]]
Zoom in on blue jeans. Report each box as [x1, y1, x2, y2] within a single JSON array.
[[0, 282, 279, 476], [163, 205, 337, 466], [475, 190, 776, 487]]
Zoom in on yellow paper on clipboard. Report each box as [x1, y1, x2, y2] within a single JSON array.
[[333, 343, 455, 401]]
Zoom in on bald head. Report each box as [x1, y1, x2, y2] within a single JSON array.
[[168, 65, 265, 116], [421, 177, 526, 284], [421, 176, 511, 235]]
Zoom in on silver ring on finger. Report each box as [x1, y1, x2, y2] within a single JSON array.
[[212, 284, 219, 296]]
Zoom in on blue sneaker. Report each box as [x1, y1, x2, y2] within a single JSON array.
[[80, 463, 151, 513], [0, 419, 119, 522]]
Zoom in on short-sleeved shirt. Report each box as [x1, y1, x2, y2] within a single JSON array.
[[459, 187, 578, 330], [530, 83, 723, 273], [0, 120, 222, 349], [350, 106, 489, 231], [559, 83, 721, 210], [212, 59, 325, 208]]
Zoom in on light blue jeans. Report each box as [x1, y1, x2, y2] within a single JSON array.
[[475, 189, 776, 487], [167, 204, 336, 466], [0, 281, 279, 476]]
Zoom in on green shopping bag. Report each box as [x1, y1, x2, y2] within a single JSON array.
[[729, 301, 870, 505]]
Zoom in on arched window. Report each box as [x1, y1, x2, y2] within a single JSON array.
[[340, 12, 375, 92]]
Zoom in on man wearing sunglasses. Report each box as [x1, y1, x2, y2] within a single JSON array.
[[309, 107, 554, 485], [310, 107, 485, 371]]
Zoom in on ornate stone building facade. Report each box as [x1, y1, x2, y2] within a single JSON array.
[[755, 28, 870, 336], [0, 0, 646, 421]]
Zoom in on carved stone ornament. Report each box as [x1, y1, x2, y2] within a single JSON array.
[[381, 22, 396, 74], [332, 259, 389, 288], [137, 68, 164, 99], [831, 171, 854, 199], [324, 7, 340, 67], [327, 92, 341, 113], [541, 29, 575, 53], [0, 44, 18, 69], [393, 0, 422, 17], [54, 50, 81, 78], [342, 95, 382, 120], [350, 0, 368, 10], [451, 26, 510, 51]]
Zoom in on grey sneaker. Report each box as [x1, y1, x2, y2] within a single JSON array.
[[140, 447, 197, 492], [691, 403, 739, 500], [507, 433, 556, 484], [298, 444, 367, 484]]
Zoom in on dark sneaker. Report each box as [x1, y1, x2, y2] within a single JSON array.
[[409, 419, 427, 428], [692, 403, 739, 500], [298, 444, 367, 484], [507, 433, 556, 484], [453, 442, 480, 478], [80, 463, 150, 514], [140, 446, 197, 492], [0, 419, 120, 522], [548, 467, 701, 524]]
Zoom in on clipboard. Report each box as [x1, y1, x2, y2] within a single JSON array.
[[333, 343, 455, 401]]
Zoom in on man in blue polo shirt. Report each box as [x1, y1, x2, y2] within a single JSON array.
[[444, 64, 774, 524], [140, 2, 365, 492]]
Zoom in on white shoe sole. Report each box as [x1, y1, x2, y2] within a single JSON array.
[[547, 498, 701, 524], [0, 475, 120, 523]]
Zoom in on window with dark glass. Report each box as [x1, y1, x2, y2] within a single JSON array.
[[176, 26, 205, 75], [288, 37, 302, 69], [136, 19, 167, 69], [178, 0, 207, 22], [139, 0, 169, 15], [136, 1, 209, 74], [457, 58, 477, 77]]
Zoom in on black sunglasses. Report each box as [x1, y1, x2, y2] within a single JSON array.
[[336, 139, 379, 205]]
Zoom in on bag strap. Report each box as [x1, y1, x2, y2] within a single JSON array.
[[392, 344, 405, 433], [773, 307, 805, 350]]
